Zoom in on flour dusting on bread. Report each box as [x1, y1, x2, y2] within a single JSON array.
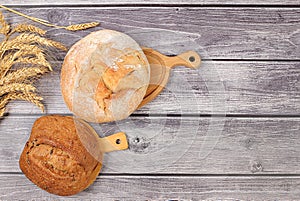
[[61, 30, 150, 123]]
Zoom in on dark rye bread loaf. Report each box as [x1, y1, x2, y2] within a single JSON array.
[[19, 115, 102, 196]]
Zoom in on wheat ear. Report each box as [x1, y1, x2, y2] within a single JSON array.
[[0, 42, 47, 66], [0, 92, 43, 108], [0, 42, 44, 57], [12, 33, 67, 51], [0, 92, 44, 115], [8, 92, 44, 111], [11, 24, 46, 36], [0, 44, 46, 60], [0, 67, 48, 85], [65, 22, 100, 31], [15, 57, 52, 71], [0, 11, 10, 35], [0, 83, 36, 96]]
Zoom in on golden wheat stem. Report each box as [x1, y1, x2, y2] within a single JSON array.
[[0, 5, 99, 32], [0, 5, 50, 24]]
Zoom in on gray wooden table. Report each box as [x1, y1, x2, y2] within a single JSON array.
[[1, 0, 300, 200]]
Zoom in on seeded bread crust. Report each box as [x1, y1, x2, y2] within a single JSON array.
[[19, 115, 102, 196]]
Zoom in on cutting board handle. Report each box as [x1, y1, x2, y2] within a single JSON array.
[[98, 132, 128, 153], [166, 50, 201, 69], [142, 47, 201, 69]]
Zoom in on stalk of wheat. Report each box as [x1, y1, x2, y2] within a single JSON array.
[[0, 11, 66, 117], [0, 5, 100, 32]]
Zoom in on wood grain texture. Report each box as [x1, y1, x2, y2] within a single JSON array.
[[1, 7, 300, 60], [2, 0, 300, 5], [0, 4, 299, 200], [4, 61, 300, 115], [1, 115, 300, 174], [1, 174, 300, 200]]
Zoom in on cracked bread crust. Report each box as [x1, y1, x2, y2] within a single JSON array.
[[61, 30, 150, 123], [19, 115, 102, 196]]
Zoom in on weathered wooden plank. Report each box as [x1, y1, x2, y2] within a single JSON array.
[[0, 174, 300, 200], [1, 115, 299, 174], [1, 7, 300, 60], [1, 7, 299, 115], [2, 0, 300, 5], [4, 61, 300, 115]]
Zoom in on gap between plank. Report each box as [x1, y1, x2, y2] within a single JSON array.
[[42, 59, 300, 63], [207, 59, 300, 62], [3, 4, 300, 8], [1, 172, 300, 177], [4, 113, 300, 118]]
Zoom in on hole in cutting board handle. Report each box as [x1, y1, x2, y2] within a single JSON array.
[[189, 56, 196, 62], [99, 132, 128, 152]]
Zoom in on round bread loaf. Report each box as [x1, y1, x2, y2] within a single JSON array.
[[61, 29, 150, 123], [19, 115, 102, 196]]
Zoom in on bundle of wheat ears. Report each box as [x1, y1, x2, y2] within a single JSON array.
[[0, 8, 99, 117]]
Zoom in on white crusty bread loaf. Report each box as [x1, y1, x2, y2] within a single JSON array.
[[61, 30, 150, 123]]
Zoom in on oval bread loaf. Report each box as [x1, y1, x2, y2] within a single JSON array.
[[19, 115, 102, 196]]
